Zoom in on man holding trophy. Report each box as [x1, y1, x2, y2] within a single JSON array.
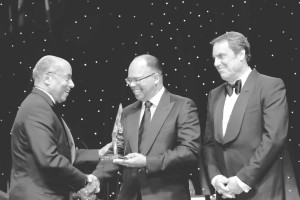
[[92, 54, 201, 200]]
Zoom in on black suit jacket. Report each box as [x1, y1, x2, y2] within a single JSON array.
[[203, 69, 299, 200], [94, 90, 201, 200], [9, 88, 99, 200]]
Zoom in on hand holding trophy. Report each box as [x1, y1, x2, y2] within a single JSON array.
[[101, 103, 125, 161], [72, 104, 124, 200]]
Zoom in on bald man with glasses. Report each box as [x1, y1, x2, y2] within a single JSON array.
[[93, 54, 201, 200]]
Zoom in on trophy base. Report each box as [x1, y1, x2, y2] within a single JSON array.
[[100, 154, 126, 162]]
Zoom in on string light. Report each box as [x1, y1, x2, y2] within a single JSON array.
[[0, 1, 298, 199]]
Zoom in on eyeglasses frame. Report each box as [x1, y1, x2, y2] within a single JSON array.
[[125, 73, 157, 85], [46, 72, 73, 82]]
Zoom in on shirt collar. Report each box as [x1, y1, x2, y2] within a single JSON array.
[[229, 67, 252, 88], [239, 67, 252, 88], [35, 87, 55, 103], [144, 87, 165, 107]]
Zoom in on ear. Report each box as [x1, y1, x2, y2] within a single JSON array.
[[154, 74, 159, 84], [238, 49, 246, 61], [44, 73, 51, 85]]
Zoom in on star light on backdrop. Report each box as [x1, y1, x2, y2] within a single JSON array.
[[0, 0, 299, 199]]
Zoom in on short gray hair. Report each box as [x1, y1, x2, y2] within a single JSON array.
[[32, 55, 66, 83]]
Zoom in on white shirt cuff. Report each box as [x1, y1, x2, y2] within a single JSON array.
[[234, 176, 251, 193]]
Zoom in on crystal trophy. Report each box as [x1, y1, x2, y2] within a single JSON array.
[[100, 103, 125, 162]]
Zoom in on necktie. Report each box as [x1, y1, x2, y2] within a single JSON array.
[[138, 101, 152, 152], [225, 79, 242, 96]]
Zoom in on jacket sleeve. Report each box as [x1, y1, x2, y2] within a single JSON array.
[[24, 104, 88, 191], [202, 91, 222, 181], [237, 78, 289, 187], [92, 143, 121, 180], [74, 149, 99, 166]]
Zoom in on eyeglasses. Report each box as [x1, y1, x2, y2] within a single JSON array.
[[125, 73, 156, 85], [47, 72, 73, 82]]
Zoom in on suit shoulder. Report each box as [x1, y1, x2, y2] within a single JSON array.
[[22, 93, 50, 108], [168, 93, 199, 110], [12, 93, 55, 132], [17, 93, 52, 118], [256, 73, 285, 88], [169, 93, 194, 103], [123, 101, 140, 112], [258, 73, 283, 81]]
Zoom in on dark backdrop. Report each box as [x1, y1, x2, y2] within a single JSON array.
[[0, 0, 299, 199]]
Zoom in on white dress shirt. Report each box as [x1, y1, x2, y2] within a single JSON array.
[[139, 87, 165, 125], [222, 68, 252, 136], [212, 67, 252, 193]]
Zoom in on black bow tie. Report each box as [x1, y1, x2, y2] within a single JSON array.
[[225, 79, 242, 96]]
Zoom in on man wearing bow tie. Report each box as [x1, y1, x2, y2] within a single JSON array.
[[203, 32, 299, 200]]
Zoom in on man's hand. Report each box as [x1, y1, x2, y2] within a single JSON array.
[[213, 175, 235, 199], [113, 152, 146, 168], [76, 190, 96, 200], [98, 142, 112, 157], [225, 177, 244, 197], [116, 134, 124, 148], [76, 174, 100, 200]]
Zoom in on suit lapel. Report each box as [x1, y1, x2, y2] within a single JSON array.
[[141, 91, 174, 155], [127, 102, 142, 153], [32, 87, 73, 162], [61, 118, 76, 164], [214, 86, 226, 144], [223, 69, 258, 144]]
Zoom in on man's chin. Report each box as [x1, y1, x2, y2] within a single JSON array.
[[134, 94, 144, 101], [58, 97, 67, 103], [220, 74, 229, 82]]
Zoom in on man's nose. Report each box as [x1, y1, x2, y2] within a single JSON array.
[[214, 58, 220, 67], [69, 79, 75, 88], [128, 81, 137, 87]]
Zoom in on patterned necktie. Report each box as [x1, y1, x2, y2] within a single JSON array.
[[138, 101, 152, 152], [225, 79, 242, 96]]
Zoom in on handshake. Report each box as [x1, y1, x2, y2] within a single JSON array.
[[72, 142, 114, 200], [72, 174, 100, 200]]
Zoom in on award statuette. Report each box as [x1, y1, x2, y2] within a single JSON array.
[[101, 103, 125, 162]]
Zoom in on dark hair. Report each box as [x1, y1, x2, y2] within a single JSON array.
[[210, 31, 251, 63]]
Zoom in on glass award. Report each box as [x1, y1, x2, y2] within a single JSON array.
[[100, 103, 125, 162]]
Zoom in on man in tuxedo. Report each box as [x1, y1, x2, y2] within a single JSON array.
[[93, 54, 201, 200], [203, 31, 299, 199], [9, 55, 110, 200]]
